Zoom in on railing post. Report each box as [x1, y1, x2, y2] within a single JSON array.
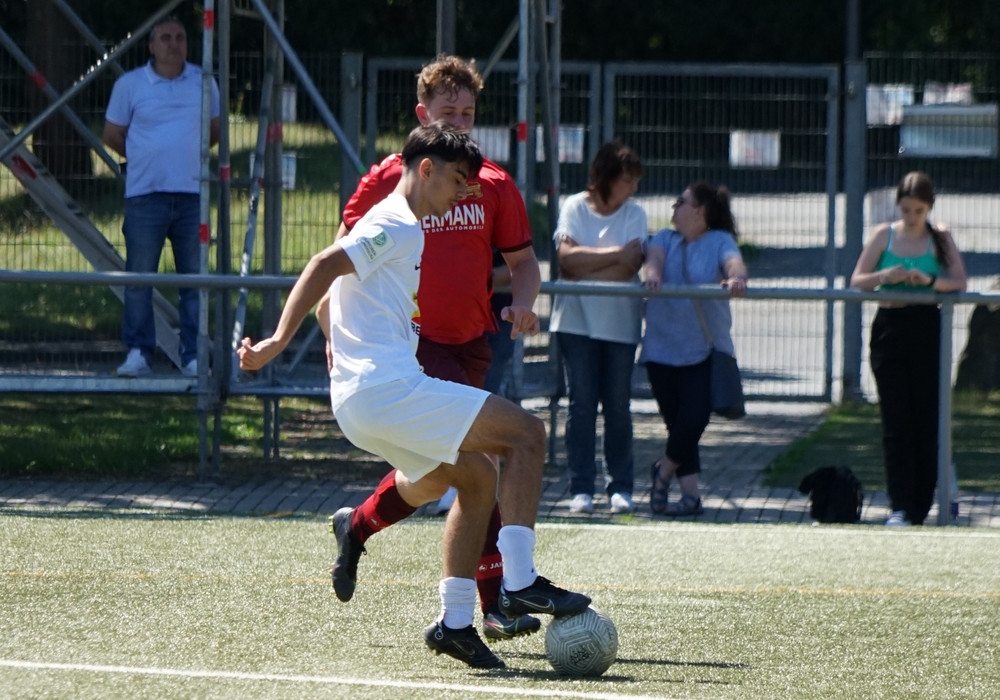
[[340, 52, 364, 217], [936, 299, 956, 525], [841, 60, 867, 403]]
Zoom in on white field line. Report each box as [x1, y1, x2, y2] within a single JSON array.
[[0, 659, 672, 700]]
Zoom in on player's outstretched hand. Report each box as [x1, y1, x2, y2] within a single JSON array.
[[237, 336, 283, 371], [501, 305, 540, 339]]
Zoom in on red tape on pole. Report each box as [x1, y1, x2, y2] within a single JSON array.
[[30, 70, 47, 90]]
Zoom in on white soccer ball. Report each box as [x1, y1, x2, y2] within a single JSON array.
[[544, 606, 619, 676]]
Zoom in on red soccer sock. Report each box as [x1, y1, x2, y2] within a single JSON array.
[[476, 503, 504, 613], [350, 469, 418, 545]]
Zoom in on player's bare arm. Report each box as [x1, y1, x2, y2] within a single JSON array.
[[334, 221, 351, 242], [501, 246, 541, 338], [239, 243, 356, 371]]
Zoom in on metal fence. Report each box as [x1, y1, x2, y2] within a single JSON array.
[[2, 45, 999, 417]]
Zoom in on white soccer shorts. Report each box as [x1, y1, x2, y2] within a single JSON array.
[[333, 373, 489, 483]]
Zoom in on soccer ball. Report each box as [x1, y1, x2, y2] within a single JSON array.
[[544, 606, 618, 676]]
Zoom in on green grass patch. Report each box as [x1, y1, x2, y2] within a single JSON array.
[[763, 391, 1000, 493], [0, 394, 387, 484], [1, 517, 998, 698], [0, 394, 248, 479], [1, 284, 122, 338], [0, 394, 388, 482]]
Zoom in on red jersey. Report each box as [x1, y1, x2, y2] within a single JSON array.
[[342, 154, 532, 344]]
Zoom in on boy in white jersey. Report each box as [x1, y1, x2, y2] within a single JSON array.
[[237, 123, 590, 669]]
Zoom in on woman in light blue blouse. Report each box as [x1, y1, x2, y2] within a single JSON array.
[[640, 182, 748, 516]]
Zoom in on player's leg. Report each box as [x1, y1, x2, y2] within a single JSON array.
[[421, 436, 506, 667], [430, 336, 542, 638], [460, 395, 591, 618], [334, 338, 478, 573]]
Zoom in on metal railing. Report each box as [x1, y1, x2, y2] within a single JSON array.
[[2, 267, 996, 526]]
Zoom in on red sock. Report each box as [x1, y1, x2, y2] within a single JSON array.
[[476, 503, 504, 613], [350, 470, 417, 545]]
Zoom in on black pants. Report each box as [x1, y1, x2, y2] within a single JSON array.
[[869, 305, 941, 524], [644, 358, 712, 478]]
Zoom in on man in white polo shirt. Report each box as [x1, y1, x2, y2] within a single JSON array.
[[102, 15, 220, 377]]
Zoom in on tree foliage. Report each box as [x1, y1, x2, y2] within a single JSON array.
[[3, 1, 998, 60]]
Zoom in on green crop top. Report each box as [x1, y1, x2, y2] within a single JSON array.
[[876, 224, 941, 290]]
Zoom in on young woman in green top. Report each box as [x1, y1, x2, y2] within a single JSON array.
[[850, 171, 967, 526]]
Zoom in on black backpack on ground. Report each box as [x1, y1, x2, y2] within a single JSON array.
[[798, 465, 863, 523]]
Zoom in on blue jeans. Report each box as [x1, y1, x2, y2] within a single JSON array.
[[484, 319, 515, 396], [556, 332, 636, 497], [122, 193, 200, 364]]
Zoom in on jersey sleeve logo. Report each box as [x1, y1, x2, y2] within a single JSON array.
[[358, 227, 396, 263]]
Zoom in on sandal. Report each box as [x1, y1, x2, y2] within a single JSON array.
[[649, 460, 671, 514], [664, 494, 704, 517]]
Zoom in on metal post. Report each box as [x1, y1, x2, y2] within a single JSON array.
[[841, 60, 867, 403], [214, 0, 233, 473], [436, 0, 456, 56], [515, 0, 529, 199], [263, 0, 285, 346], [216, 0, 233, 395], [340, 52, 364, 216], [198, 0, 217, 480], [230, 44, 278, 381], [822, 68, 841, 403], [936, 300, 955, 525]]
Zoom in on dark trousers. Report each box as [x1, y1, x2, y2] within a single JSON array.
[[870, 305, 941, 525], [645, 357, 712, 478]]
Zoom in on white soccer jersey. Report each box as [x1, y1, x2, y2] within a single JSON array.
[[328, 193, 424, 410]]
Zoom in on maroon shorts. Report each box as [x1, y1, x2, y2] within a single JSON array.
[[416, 334, 492, 389]]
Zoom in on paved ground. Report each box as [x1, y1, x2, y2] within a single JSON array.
[[2, 400, 998, 528]]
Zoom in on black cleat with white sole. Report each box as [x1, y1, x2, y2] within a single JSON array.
[[329, 507, 365, 602], [497, 576, 591, 618], [424, 621, 506, 669]]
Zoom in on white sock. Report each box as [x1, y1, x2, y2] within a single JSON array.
[[439, 577, 476, 630], [496, 525, 537, 592]]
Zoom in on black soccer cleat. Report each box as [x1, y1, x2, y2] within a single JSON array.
[[329, 507, 365, 602], [424, 620, 506, 669], [482, 605, 542, 641], [498, 576, 591, 618]]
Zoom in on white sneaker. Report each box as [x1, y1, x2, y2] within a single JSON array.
[[610, 492, 635, 514], [434, 486, 457, 514], [181, 359, 198, 377], [569, 493, 593, 514], [116, 348, 150, 377], [885, 510, 911, 527]]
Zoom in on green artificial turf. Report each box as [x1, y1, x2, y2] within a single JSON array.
[[2, 514, 998, 699]]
